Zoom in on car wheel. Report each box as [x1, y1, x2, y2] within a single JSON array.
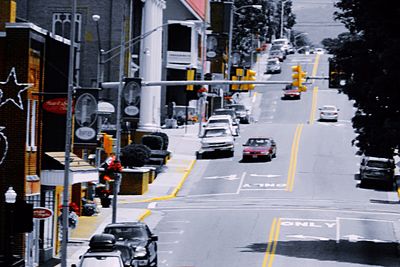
[[272, 151, 277, 158], [196, 152, 202, 160], [266, 155, 272, 162], [151, 255, 158, 267]]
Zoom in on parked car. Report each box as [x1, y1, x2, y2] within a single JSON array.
[[319, 105, 339, 122], [359, 156, 395, 185], [226, 104, 251, 124], [272, 38, 290, 54], [197, 126, 235, 158], [207, 114, 239, 136], [72, 234, 125, 267], [103, 222, 158, 267], [315, 48, 325, 54], [242, 137, 277, 162], [265, 58, 282, 74]]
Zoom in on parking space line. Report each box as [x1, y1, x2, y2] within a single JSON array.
[[236, 172, 247, 194], [336, 217, 340, 243]]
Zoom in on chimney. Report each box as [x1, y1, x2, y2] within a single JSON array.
[[0, 0, 16, 31]]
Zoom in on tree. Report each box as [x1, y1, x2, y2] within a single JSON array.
[[325, 0, 400, 157]]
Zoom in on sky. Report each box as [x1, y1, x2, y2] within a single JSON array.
[[291, 0, 347, 46]]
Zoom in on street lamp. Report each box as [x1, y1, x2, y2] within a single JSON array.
[[227, 4, 262, 80], [92, 14, 103, 87], [3, 187, 17, 265], [280, 0, 289, 38]]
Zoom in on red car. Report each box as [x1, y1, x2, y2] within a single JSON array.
[[242, 138, 277, 162], [282, 85, 301, 100]]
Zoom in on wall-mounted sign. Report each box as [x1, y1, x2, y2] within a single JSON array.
[[167, 51, 191, 64], [122, 78, 141, 120], [74, 88, 99, 145], [33, 207, 53, 219], [42, 98, 69, 115]]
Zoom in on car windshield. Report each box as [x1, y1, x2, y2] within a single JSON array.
[[246, 139, 270, 147], [81, 256, 122, 267], [367, 161, 392, 168], [271, 45, 282, 50], [229, 105, 245, 111], [214, 110, 235, 116], [273, 40, 286, 45], [104, 226, 147, 241], [322, 106, 336, 111], [204, 129, 227, 137], [268, 61, 278, 66], [209, 119, 229, 124]]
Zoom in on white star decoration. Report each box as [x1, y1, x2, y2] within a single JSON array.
[[0, 67, 33, 110], [0, 126, 8, 166]]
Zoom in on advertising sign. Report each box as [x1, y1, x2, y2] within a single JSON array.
[[122, 78, 141, 120], [74, 88, 99, 145], [33, 207, 53, 219]]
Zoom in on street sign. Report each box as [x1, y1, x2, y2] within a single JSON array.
[[33, 207, 53, 220]]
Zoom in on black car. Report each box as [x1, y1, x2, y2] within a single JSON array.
[[103, 222, 158, 267]]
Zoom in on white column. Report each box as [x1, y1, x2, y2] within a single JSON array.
[[139, 0, 165, 131]]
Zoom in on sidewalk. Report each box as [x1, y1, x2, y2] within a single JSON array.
[[44, 124, 201, 266]]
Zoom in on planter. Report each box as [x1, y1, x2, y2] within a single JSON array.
[[100, 197, 111, 208], [120, 168, 150, 195]]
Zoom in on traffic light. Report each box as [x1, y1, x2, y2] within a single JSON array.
[[103, 133, 113, 155], [292, 65, 307, 92], [186, 68, 195, 91], [329, 58, 346, 88], [246, 69, 257, 90]]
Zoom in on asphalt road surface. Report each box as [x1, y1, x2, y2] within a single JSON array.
[[139, 53, 400, 267]]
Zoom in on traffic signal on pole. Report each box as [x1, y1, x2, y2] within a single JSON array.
[[246, 69, 256, 90], [328, 58, 346, 88], [186, 68, 195, 91], [103, 133, 113, 155], [231, 76, 239, 90], [292, 65, 307, 92]]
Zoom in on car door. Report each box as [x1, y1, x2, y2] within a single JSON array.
[[145, 226, 157, 262]]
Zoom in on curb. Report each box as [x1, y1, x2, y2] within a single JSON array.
[[138, 209, 152, 221], [133, 159, 196, 203]]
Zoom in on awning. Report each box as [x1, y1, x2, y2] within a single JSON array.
[[41, 152, 99, 186]]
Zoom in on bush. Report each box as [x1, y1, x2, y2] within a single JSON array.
[[141, 135, 163, 150], [151, 132, 169, 150], [120, 144, 151, 167]]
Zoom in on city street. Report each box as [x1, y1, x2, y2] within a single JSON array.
[[134, 53, 400, 267]]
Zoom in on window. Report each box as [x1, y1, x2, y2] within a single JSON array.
[[26, 100, 38, 151], [42, 190, 55, 249], [52, 13, 82, 42]]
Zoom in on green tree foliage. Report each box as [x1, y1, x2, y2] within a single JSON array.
[[233, 0, 296, 54], [323, 1, 400, 157]]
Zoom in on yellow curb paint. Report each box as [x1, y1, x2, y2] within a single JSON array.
[[137, 209, 151, 221], [309, 86, 318, 124], [397, 187, 400, 200], [132, 159, 197, 203], [286, 125, 303, 192]]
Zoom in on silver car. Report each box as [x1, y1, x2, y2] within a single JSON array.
[[319, 105, 339, 122]]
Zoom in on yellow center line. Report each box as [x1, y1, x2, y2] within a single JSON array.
[[286, 124, 303, 192], [268, 218, 282, 267], [311, 54, 321, 83], [309, 86, 319, 124], [262, 218, 277, 267]]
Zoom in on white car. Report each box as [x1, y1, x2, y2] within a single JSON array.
[[315, 48, 325, 54], [205, 115, 239, 136], [197, 126, 235, 158], [319, 105, 339, 122]]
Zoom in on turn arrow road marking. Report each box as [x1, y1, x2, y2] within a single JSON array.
[[287, 234, 330, 241], [204, 174, 239, 181], [250, 174, 281, 178]]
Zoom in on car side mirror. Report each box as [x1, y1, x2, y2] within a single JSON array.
[[151, 235, 158, 241], [337, 108, 340, 111]]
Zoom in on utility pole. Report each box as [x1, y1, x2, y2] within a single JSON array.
[[61, 0, 76, 266]]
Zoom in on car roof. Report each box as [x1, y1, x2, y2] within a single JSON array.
[[84, 250, 122, 257], [321, 105, 337, 109], [105, 221, 146, 228], [363, 156, 393, 162], [214, 108, 235, 112], [209, 115, 232, 119], [247, 137, 273, 141]]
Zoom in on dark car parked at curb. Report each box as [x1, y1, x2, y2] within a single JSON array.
[[242, 137, 277, 162], [359, 156, 395, 187], [103, 222, 158, 267]]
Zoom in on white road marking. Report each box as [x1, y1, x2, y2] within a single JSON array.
[[148, 202, 157, 209], [336, 217, 340, 244], [250, 174, 281, 178], [287, 234, 329, 241], [280, 221, 336, 228], [158, 241, 180, 245], [242, 183, 287, 188], [343, 234, 364, 242], [240, 188, 286, 191], [159, 230, 184, 234], [158, 251, 173, 254], [236, 172, 247, 194], [204, 174, 239, 181], [164, 220, 190, 223]]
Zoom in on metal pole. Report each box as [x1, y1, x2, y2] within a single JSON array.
[[61, 0, 76, 266], [112, 15, 125, 224], [227, 3, 234, 81], [95, 20, 102, 86], [280, 0, 288, 38]]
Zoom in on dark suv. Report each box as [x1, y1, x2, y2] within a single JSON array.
[[360, 156, 395, 185], [103, 222, 158, 267]]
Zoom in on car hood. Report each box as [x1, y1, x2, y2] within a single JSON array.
[[202, 136, 233, 143]]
